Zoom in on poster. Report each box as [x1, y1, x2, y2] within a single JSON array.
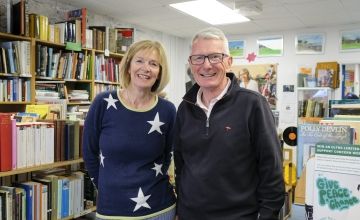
[[231, 64, 277, 109], [314, 143, 360, 220]]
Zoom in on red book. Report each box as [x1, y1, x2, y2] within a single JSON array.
[[0, 113, 13, 171]]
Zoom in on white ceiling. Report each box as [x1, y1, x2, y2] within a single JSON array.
[[57, 0, 360, 38]]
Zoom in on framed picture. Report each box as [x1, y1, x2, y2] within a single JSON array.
[[340, 29, 360, 52], [257, 36, 283, 57], [228, 40, 245, 58], [296, 33, 325, 54]]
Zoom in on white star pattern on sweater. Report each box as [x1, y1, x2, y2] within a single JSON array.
[[151, 163, 163, 176], [99, 151, 105, 167], [104, 93, 118, 109], [130, 187, 151, 212], [147, 112, 164, 134]]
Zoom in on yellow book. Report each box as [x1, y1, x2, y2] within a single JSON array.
[[54, 25, 60, 43], [39, 15, 49, 41], [26, 104, 49, 119]]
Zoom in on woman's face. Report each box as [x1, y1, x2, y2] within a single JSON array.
[[128, 49, 160, 91], [241, 72, 249, 82]]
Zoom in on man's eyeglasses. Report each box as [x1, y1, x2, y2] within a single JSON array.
[[189, 53, 228, 65]]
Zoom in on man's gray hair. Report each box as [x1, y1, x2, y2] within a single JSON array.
[[191, 27, 230, 55]]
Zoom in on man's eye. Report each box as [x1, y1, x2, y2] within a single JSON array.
[[135, 59, 144, 63], [211, 54, 221, 59], [194, 56, 204, 61]]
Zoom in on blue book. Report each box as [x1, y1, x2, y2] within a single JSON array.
[[17, 182, 34, 220], [61, 177, 70, 218]]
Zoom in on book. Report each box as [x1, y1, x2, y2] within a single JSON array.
[[32, 176, 53, 220], [341, 64, 355, 98], [315, 61, 339, 88], [11, 0, 25, 35], [297, 124, 354, 177], [320, 118, 360, 145], [0, 113, 13, 172]]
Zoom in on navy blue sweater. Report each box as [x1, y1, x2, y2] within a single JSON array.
[[83, 90, 176, 217]]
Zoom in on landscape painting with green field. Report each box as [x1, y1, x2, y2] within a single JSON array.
[[341, 30, 360, 51], [257, 36, 283, 57], [229, 40, 245, 57]]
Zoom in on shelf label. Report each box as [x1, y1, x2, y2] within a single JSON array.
[[65, 42, 82, 51], [104, 49, 110, 56]]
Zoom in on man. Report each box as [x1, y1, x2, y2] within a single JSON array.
[[174, 27, 284, 220]]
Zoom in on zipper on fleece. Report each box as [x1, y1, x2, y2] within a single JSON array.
[[205, 117, 209, 136]]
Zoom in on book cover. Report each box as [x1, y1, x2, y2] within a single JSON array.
[[313, 143, 360, 220], [0, 113, 13, 172], [297, 124, 354, 177], [17, 182, 34, 220], [315, 61, 339, 88], [320, 118, 360, 145]]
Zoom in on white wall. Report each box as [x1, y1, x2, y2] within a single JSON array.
[[23, 0, 190, 108], [20, 1, 360, 130], [229, 24, 360, 131]]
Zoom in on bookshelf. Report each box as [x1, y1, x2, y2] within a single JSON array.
[[297, 87, 334, 124], [0, 3, 130, 218], [0, 28, 123, 220]]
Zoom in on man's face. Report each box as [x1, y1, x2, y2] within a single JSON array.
[[189, 38, 232, 92]]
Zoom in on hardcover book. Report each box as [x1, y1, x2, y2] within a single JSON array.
[[0, 113, 13, 172], [315, 61, 339, 88], [297, 124, 354, 177]]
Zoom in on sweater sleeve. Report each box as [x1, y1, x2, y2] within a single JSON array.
[[82, 93, 106, 188], [251, 97, 285, 220], [163, 101, 177, 173]]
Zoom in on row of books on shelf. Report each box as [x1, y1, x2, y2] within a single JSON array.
[[36, 46, 92, 81], [1, 1, 134, 53], [0, 78, 31, 102], [0, 41, 31, 75], [94, 54, 121, 83], [297, 61, 340, 88], [0, 113, 84, 172], [0, 169, 97, 220], [35, 44, 122, 83], [93, 84, 119, 97], [298, 99, 325, 118]]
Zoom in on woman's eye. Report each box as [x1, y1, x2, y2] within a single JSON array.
[[151, 62, 159, 67]]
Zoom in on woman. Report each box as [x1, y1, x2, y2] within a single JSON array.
[[83, 40, 176, 220], [239, 68, 259, 92]]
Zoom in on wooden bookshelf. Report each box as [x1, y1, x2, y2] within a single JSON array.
[[61, 206, 96, 220], [0, 158, 84, 177]]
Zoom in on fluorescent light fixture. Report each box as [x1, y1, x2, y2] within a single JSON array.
[[170, 0, 250, 25]]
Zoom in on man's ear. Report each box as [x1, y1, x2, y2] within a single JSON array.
[[226, 56, 233, 70]]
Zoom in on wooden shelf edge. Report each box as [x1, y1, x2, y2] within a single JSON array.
[[0, 32, 31, 41], [0, 158, 84, 177], [61, 206, 97, 220]]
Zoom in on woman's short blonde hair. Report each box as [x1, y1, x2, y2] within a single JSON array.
[[119, 40, 170, 93]]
